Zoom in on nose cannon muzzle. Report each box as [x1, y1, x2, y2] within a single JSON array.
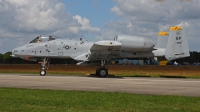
[[11, 49, 19, 57]]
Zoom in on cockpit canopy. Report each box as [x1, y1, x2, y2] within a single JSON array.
[[29, 35, 61, 43]]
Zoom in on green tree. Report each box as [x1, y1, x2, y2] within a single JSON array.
[[3, 52, 12, 63], [0, 53, 3, 63]]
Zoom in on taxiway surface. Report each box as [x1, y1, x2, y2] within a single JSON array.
[[0, 74, 200, 96]]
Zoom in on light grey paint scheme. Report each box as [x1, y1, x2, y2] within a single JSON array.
[[165, 28, 190, 60], [12, 27, 190, 66]]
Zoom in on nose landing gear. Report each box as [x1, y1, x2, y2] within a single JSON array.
[[40, 70, 46, 76], [40, 58, 50, 76]]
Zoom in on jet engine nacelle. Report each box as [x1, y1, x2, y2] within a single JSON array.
[[116, 35, 154, 52]]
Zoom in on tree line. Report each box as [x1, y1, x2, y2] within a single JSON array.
[[0, 51, 200, 65], [174, 51, 200, 65]]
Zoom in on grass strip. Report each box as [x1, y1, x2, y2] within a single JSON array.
[[1, 65, 200, 78], [0, 87, 200, 112]]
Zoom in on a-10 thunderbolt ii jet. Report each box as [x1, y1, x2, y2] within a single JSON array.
[[12, 26, 190, 77]]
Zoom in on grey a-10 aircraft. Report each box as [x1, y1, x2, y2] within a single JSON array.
[[12, 26, 190, 77]]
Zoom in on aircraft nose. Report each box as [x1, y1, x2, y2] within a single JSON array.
[[11, 48, 19, 57], [11, 45, 26, 57]]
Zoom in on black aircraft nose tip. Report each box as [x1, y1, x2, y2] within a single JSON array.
[[11, 49, 21, 57], [11, 49, 19, 55], [11, 51, 16, 57], [10, 54, 15, 57], [11, 53, 15, 57]]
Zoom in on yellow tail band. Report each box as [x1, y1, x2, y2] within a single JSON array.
[[158, 32, 169, 36], [170, 26, 182, 31]]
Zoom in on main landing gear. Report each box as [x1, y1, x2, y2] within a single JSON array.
[[96, 60, 108, 77], [39, 59, 108, 77], [40, 58, 50, 76]]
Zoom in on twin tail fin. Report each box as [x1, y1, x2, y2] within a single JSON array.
[[165, 26, 190, 60]]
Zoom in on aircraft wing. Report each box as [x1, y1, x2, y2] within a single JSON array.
[[73, 41, 121, 62], [90, 40, 121, 51]]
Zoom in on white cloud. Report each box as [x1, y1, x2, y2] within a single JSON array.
[[127, 22, 132, 28], [0, 0, 100, 53], [177, 21, 190, 28], [0, 0, 200, 53], [5, 0, 28, 6], [73, 15, 100, 32], [73, 15, 90, 26], [105, 0, 200, 51], [159, 24, 170, 32]]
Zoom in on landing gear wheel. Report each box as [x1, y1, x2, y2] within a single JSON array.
[[97, 68, 108, 77], [39, 58, 50, 76], [96, 68, 101, 76], [40, 70, 46, 76]]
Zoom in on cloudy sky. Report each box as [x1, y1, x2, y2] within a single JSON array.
[[0, 0, 200, 53]]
